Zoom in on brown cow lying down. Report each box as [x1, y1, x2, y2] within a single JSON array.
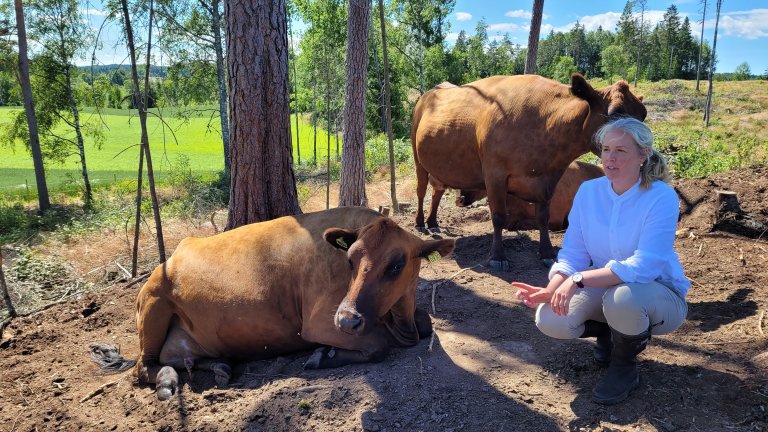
[[91, 207, 454, 400], [412, 73, 646, 270], [455, 161, 605, 231]]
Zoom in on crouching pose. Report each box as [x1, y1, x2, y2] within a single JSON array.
[[513, 118, 689, 405]]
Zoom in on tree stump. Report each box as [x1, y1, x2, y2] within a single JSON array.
[[712, 190, 768, 239]]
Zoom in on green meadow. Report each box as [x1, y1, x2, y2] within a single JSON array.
[[0, 107, 338, 195]]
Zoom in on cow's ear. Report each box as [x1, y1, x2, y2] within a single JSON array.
[[638, 95, 644, 102], [419, 239, 455, 262], [569, 73, 594, 101], [324, 228, 358, 251]]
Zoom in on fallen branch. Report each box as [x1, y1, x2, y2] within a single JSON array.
[[114, 261, 131, 279], [701, 340, 755, 345], [430, 264, 482, 315], [125, 272, 151, 289], [759, 310, 765, 337], [80, 379, 120, 403]]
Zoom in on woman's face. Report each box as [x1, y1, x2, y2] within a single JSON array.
[[600, 130, 647, 191]]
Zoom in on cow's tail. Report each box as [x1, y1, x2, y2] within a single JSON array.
[[89, 343, 136, 373]]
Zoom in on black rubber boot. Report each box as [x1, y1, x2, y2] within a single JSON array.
[[580, 320, 612, 367], [592, 327, 651, 405]]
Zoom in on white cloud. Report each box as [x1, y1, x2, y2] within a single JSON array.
[[505, 9, 532, 20], [80, 9, 109, 16], [504, 10, 550, 21], [488, 22, 525, 33], [456, 12, 473, 22], [548, 10, 669, 34], [445, 32, 460, 42], [717, 9, 768, 40]]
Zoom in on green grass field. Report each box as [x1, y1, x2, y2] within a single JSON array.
[[0, 107, 339, 195]]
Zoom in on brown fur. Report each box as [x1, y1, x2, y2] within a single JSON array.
[[130, 207, 454, 398], [411, 74, 645, 266]]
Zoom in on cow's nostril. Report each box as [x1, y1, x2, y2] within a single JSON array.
[[337, 309, 364, 334]]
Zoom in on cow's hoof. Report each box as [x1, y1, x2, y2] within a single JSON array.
[[415, 225, 428, 234], [541, 258, 556, 268], [489, 259, 510, 272], [303, 347, 326, 370], [156, 366, 178, 401], [211, 363, 232, 388], [427, 226, 442, 234]]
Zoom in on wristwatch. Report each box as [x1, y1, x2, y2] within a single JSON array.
[[571, 272, 585, 288]]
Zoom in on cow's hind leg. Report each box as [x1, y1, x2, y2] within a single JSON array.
[[303, 345, 389, 369], [535, 200, 556, 266], [195, 359, 233, 388], [415, 161, 429, 232], [426, 186, 446, 232], [485, 175, 511, 271]]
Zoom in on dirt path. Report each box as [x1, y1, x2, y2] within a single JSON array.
[[1, 167, 767, 432]]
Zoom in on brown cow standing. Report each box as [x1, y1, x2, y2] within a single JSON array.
[[90, 207, 454, 400], [456, 161, 605, 231], [412, 74, 646, 270]]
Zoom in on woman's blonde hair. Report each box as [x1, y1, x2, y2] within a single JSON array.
[[594, 117, 669, 189]]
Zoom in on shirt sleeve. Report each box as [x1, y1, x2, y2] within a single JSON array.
[[549, 183, 593, 280], [606, 186, 680, 283]]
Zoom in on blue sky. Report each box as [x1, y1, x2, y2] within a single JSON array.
[[448, 0, 768, 75], [77, 0, 767, 75]]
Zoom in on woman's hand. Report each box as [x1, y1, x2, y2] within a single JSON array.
[[513, 282, 554, 308], [550, 281, 578, 316]]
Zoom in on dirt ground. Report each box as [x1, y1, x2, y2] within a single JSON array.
[[1, 166, 767, 432]]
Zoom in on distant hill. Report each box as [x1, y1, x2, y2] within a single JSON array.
[[78, 64, 167, 78]]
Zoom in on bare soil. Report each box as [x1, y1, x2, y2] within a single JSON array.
[[1, 166, 768, 432]]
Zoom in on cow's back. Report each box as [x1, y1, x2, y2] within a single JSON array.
[[413, 75, 593, 193], [144, 207, 383, 359]]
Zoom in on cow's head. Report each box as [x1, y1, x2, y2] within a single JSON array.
[[571, 74, 646, 122], [324, 218, 454, 336], [455, 189, 487, 207]]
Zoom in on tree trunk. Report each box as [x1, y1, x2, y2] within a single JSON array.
[[370, 15, 386, 133], [338, 0, 370, 207], [634, 1, 646, 88], [313, 74, 317, 162], [524, 0, 544, 75], [225, 0, 300, 228], [696, 0, 708, 92], [211, 0, 230, 174], [0, 249, 16, 319], [65, 65, 92, 208], [121, 0, 166, 263], [288, 12, 301, 165], [14, 0, 50, 212], [378, 0, 398, 212], [704, 0, 722, 127]]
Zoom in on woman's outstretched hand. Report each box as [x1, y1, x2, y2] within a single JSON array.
[[513, 282, 553, 309]]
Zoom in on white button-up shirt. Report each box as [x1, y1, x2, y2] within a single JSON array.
[[549, 176, 690, 297]]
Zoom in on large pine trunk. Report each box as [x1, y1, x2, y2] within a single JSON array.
[[225, 0, 299, 229], [524, 0, 544, 75], [338, 0, 370, 207], [14, 0, 50, 212]]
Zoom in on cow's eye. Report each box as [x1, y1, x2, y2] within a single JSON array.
[[387, 261, 404, 276]]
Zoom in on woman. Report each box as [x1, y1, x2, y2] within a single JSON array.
[[513, 117, 689, 405]]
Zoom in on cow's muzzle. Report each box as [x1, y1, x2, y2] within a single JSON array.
[[335, 304, 366, 335]]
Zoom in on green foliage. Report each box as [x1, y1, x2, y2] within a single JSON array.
[[364, 135, 411, 179], [162, 154, 227, 221], [601, 45, 630, 80], [733, 62, 752, 81], [552, 56, 577, 84]]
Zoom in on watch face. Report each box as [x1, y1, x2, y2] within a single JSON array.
[[573, 273, 583, 283]]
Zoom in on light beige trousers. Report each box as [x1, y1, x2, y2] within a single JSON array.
[[535, 281, 688, 338]]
